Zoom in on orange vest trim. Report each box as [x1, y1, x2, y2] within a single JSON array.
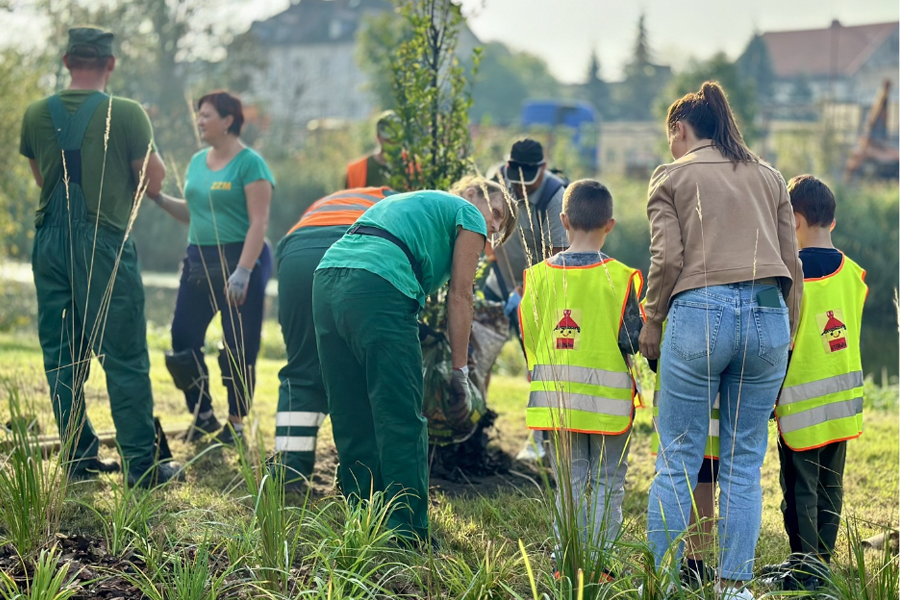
[[346, 156, 369, 188], [287, 187, 392, 234]]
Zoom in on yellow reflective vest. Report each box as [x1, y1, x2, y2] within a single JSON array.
[[776, 254, 867, 451], [645, 311, 720, 459], [520, 257, 642, 435]]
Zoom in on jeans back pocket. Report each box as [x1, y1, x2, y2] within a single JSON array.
[[754, 306, 790, 366], [669, 300, 725, 361]]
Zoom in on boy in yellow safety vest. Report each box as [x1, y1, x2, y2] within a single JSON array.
[[519, 180, 644, 581], [763, 175, 867, 592]]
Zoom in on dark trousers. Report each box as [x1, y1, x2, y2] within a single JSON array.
[[274, 233, 333, 478], [313, 267, 429, 540], [778, 438, 847, 561], [171, 242, 272, 419]]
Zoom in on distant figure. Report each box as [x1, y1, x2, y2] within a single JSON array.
[[272, 186, 395, 490], [148, 91, 275, 447], [639, 81, 803, 600], [485, 138, 569, 463], [344, 110, 400, 188], [763, 175, 867, 593], [520, 179, 643, 582], [20, 26, 180, 486]]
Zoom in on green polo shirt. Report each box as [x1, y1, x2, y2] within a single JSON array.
[[19, 90, 155, 232], [317, 190, 488, 306], [184, 147, 275, 245]]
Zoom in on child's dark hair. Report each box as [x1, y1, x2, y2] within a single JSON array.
[[198, 90, 244, 136], [788, 175, 835, 227], [667, 81, 756, 165], [562, 179, 613, 231]]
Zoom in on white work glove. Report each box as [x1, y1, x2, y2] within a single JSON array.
[[226, 265, 253, 306], [447, 366, 473, 425]]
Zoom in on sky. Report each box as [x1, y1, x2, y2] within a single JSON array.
[[4, 0, 899, 82]]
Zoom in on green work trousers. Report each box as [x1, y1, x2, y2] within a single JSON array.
[[313, 267, 428, 540], [32, 221, 156, 473], [273, 232, 335, 481], [778, 438, 847, 561]]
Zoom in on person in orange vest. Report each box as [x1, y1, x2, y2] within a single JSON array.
[[344, 111, 399, 188], [762, 175, 868, 592], [270, 187, 396, 490]]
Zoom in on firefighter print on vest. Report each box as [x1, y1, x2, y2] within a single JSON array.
[[816, 309, 848, 353], [554, 309, 582, 350]]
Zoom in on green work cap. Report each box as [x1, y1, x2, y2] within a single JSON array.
[[376, 110, 401, 141], [67, 26, 115, 58]]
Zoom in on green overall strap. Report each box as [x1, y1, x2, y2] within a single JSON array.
[[44, 92, 109, 224]]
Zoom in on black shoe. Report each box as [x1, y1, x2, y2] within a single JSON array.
[[680, 562, 716, 589], [213, 425, 243, 446], [186, 413, 222, 441], [783, 572, 824, 592], [759, 558, 797, 577], [127, 461, 185, 489], [69, 457, 121, 480]]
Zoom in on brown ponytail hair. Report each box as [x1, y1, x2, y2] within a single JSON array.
[[667, 81, 756, 165]]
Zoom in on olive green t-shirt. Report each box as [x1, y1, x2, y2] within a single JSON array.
[[19, 90, 155, 233], [317, 190, 488, 306]]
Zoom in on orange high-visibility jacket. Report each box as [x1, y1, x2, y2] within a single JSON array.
[[345, 156, 370, 188], [286, 187, 393, 234]]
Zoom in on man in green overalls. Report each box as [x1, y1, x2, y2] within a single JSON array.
[[19, 26, 180, 486]]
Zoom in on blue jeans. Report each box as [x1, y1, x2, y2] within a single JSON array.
[[647, 282, 790, 581]]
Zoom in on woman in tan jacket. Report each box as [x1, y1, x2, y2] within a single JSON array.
[[639, 81, 803, 599]]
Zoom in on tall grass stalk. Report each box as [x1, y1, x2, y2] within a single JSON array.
[[826, 519, 900, 600], [305, 491, 409, 597], [436, 540, 522, 600], [233, 423, 307, 593], [71, 476, 166, 557], [0, 377, 68, 558], [118, 539, 239, 600], [0, 547, 80, 600]]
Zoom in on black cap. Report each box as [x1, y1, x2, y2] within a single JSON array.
[[506, 138, 545, 185]]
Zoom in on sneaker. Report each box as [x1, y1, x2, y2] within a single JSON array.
[[715, 582, 755, 600], [515, 440, 546, 462], [186, 413, 222, 442], [213, 424, 243, 446], [127, 461, 185, 489], [69, 457, 121, 480], [759, 558, 795, 577]]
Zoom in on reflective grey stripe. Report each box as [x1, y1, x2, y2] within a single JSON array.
[[276, 412, 326, 428], [779, 397, 863, 434], [308, 203, 372, 214], [528, 391, 633, 417], [780, 371, 864, 405], [321, 191, 384, 202], [531, 364, 632, 390], [275, 436, 316, 452]]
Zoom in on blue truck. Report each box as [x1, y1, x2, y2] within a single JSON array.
[[520, 99, 598, 167]]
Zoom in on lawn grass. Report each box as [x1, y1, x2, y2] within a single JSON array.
[[1, 330, 897, 597]]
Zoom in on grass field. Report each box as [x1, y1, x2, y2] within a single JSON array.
[[1, 325, 897, 598]]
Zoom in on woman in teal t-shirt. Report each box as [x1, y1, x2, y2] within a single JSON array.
[[312, 176, 516, 544], [148, 91, 275, 446]]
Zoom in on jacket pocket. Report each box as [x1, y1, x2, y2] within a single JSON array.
[[669, 300, 724, 361], [755, 306, 790, 366]]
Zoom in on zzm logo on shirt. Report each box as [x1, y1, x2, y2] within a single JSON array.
[[211, 181, 232, 190], [816, 309, 848, 353]]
